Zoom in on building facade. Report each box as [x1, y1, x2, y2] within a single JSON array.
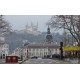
[[13, 48, 22, 59], [13, 47, 28, 61], [22, 47, 28, 60], [24, 43, 60, 58], [0, 43, 9, 59], [22, 26, 60, 58], [24, 22, 40, 35]]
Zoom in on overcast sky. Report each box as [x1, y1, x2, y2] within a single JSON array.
[[5, 15, 52, 32]]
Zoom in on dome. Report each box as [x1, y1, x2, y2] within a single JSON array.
[[45, 26, 53, 43], [46, 34, 53, 41]]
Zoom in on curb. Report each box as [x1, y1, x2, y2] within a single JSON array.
[[18, 59, 28, 64]]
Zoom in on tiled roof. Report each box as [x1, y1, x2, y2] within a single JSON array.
[[25, 43, 59, 48]]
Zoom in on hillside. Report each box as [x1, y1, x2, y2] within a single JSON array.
[[4, 31, 62, 53]]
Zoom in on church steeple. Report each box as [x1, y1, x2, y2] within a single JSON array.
[[45, 26, 53, 44], [47, 26, 50, 34]]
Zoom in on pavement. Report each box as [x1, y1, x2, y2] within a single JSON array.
[[0, 58, 79, 64], [21, 58, 79, 64], [0, 59, 5, 64], [0, 59, 22, 64]]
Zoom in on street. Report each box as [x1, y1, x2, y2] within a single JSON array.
[[0, 59, 5, 64], [0, 58, 79, 64], [21, 58, 78, 64]]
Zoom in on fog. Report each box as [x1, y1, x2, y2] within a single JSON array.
[[5, 15, 52, 32]]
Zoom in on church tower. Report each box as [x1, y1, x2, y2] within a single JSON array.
[[45, 26, 53, 44]]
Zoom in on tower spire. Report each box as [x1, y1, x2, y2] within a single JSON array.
[[45, 25, 53, 44], [47, 25, 50, 34]]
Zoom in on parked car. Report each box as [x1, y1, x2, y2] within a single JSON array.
[[52, 54, 60, 59], [31, 56, 38, 59], [46, 55, 51, 59], [42, 55, 47, 59]]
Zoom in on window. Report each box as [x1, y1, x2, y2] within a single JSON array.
[[29, 48, 31, 51], [3, 54, 5, 59], [36, 49, 38, 51], [40, 53, 42, 56]]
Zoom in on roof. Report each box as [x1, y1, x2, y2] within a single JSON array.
[[0, 42, 7, 45], [24, 43, 59, 49]]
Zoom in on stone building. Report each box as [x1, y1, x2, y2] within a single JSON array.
[[27, 43, 59, 58], [24, 22, 41, 35], [0, 42, 9, 59], [23, 26, 60, 58], [13, 47, 28, 61]]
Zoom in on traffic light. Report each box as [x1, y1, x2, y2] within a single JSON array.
[[6, 56, 18, 63]]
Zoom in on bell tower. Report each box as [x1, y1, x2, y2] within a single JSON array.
[[45, 26, 53, 44]]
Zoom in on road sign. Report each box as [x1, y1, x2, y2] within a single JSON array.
[[63, 46, 80, 51]]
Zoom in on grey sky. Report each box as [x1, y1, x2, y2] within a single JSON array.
[[5, 15, 52, 32]]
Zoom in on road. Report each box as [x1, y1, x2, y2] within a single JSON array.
[[21, 58, 79, 64], [0, 59, 5, 64], [0, 58, 79, 64]]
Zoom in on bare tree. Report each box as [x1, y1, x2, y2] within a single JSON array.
[[47, 15, 80, 46], [61, 30, 68, 46], [0, 15, 12, 35]]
